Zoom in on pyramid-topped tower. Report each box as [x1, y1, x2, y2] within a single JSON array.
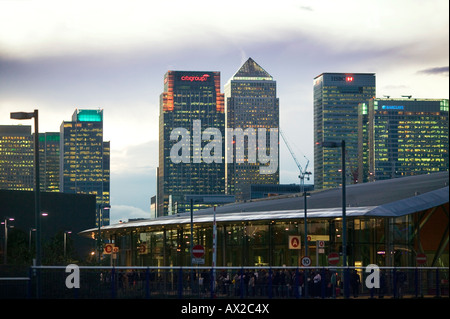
[[232, 57, 273, 81], [225, 58, 279, 201]]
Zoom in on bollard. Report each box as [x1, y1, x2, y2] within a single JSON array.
[[321, 268, 326, 298], [295, 268, 300, 299], [268, 268, 273, 299], [210, 268, 215, 299], [240, 268, 244, 299], [414, 268, 419, 298], [111, 268, 116, 299], [436, 269, 440, 298], [145, 268, 150, 299], [178, 267, 183, 299]]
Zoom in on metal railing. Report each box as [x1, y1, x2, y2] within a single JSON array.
[[1, 266, 448, 299]]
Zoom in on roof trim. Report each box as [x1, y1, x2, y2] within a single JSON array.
[[364, 186, 449, 217], [79, 186, 449, 237]]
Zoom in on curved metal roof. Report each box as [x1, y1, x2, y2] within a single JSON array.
[[79, 172, 449, 236]]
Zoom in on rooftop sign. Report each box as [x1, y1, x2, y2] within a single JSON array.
[[181, 74, 210, 82]]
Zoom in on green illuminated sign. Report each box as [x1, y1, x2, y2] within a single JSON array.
[[77, 110, 102, 122]]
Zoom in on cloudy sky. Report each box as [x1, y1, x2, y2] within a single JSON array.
[[1, 0, 448, 224]]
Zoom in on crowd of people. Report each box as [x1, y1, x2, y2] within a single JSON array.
[[99, 267, 402, 299]]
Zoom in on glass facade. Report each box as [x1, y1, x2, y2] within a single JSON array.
[[314, 73, 376, 189], [225, 58, 279, 201], [359, 98, 449, 181], [157, 71, 225, 216], [60, 109, 110, 226], [39, 132, 60, 192], [100, 201, 449, 269]]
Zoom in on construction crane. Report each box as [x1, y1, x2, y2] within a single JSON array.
[[280, 129, 311, 192]]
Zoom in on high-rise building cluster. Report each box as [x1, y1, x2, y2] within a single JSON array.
[[156, 58, 280, 216], [1, 109, 110, 226], [313, 73, 448, 189], [157, 64, 448, 217], [1, 58, 448, 222]]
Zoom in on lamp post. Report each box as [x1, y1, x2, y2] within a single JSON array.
[[64, 231, 72, 260], [300, 171, 311, 298], [322, 140, 348, 297], [97, 204, 110, 263], [11, 110, 41, 267], [29, 228, 36, 253], [2, 217, 14, 264]]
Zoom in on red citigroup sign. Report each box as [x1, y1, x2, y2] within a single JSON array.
[[181, 74, 210, 82]]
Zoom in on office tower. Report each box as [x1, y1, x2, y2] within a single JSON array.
[[60, 109, 110, 226], [39, 132, 60, 192], [157, 71, 225, 216], [0, 125, 34, 190], [224, 58, 279, 201], [314, 73, 376, 189], [358, 98, 449, 182], [1, 127, 63, 192]]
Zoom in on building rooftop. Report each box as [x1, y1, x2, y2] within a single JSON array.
[[80, 172, 449, 236], [232, 57, 273, 80]]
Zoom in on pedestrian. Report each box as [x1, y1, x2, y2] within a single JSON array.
[[248, 274, 255, 296], [350, 270, 360, 298], [313, 272, 321, 297], [396, 270, 406, 298], [330, 271, 337, 298]]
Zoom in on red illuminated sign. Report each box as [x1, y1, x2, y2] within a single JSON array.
[[331, 75, 355, 82], [181, 74, 210, 82]]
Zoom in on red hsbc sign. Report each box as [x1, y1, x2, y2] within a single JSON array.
[[181, 74, 210, 82]]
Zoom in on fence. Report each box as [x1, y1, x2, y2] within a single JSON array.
[[1, 266, 448, 299]]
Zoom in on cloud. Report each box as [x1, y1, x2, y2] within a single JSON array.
[[108, 139, 157, 223], [417, 66, 449, 76], [109, 204, 150, 224], [2, 0, 447, 61], [299, 6, 313, 12]]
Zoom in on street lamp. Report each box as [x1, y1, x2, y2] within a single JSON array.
[[2, 217, 14, 264], [11, 110, 41, 267], [64, 231, 72, 260], [300, 171, 311, 298], [97, 204, 110, 263], [29, 228, 36, 252], [322, 140, 348, 297]]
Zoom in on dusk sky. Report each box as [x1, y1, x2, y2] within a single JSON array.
[[1, 0, 448, 224]]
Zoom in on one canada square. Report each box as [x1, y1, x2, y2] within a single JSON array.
[[225, 58, 279, 201]]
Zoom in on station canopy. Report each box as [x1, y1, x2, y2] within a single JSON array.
[[79, 172, 449, 236]]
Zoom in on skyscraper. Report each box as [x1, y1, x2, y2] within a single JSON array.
[[224, 58, 279, 201], [157, 71, 225, 216], [60, 109, 110, 226], [0, 127, 61, 193], [358, 98, 449, 182], [314, 73, 376, 189], [0, 125, 34, 191], [39, 132, 60, 192]]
